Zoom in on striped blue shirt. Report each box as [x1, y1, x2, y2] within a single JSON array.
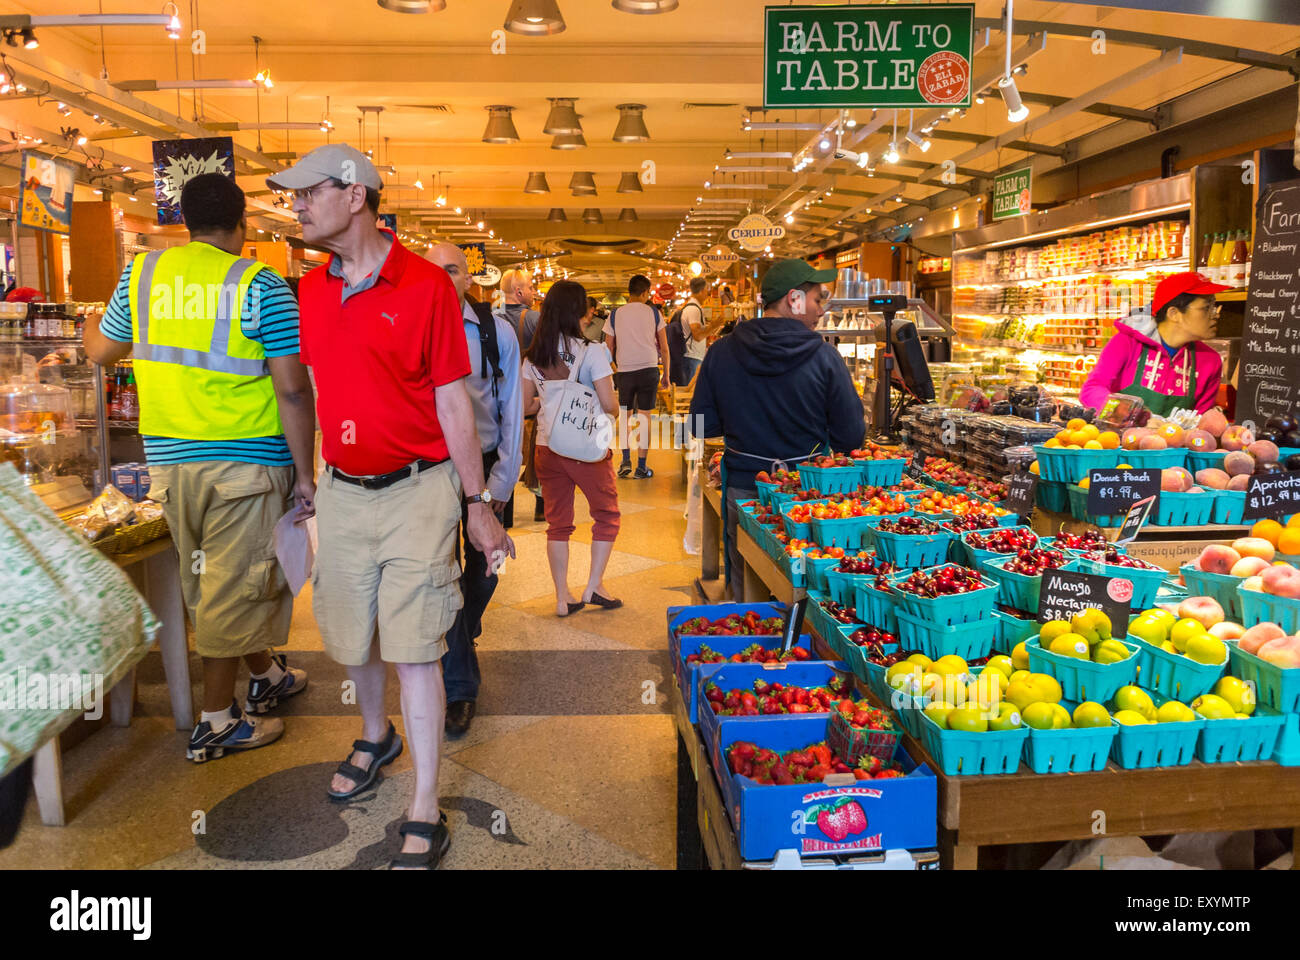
[[101, 249, 300, 466]]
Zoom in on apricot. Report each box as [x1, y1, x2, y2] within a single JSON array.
[[1251, 519, 1284, 546], [1067, 418, 1087, 431], [1226, 474, 1251, 491], [1160, 467, 1192, 492], [1220, 425, 1255, 452], [1097, 431, 1120, 450], [1280, 528, 1300, 557], [1247, 439, 1281, 464]]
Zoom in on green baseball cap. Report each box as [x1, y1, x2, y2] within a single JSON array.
[[761, 258, 837, 305]]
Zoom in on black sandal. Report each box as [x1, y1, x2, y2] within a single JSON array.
[[585, 592, 623, 610], [557, 601, 585, 618], [327, 722, 403, 802], [389, 813, 451, 870]]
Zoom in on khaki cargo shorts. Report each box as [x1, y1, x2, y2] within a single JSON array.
[[147, 461, 294, 659], [311, 459, 464, 666]]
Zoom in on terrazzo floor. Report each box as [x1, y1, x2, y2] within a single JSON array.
[[1, 449, 698, 869]]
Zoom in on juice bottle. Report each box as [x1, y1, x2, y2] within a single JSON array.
[[1229, 231, 1249, 289], [1196, 233, 1212, 274], [1206, 232, 1227, 284]]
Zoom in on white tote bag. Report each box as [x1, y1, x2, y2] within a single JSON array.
[[534, 341, 613, 463]]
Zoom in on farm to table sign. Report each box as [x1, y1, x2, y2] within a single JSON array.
[[764, 3, 974, 110]]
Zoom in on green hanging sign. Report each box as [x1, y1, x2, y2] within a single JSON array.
[[992, 166, 1033, 221], [763, 3, 974, 110]]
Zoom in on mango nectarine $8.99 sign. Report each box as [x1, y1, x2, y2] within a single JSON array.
[[1037, 568, 1132, 628], [1242, 472, 1300, 521]]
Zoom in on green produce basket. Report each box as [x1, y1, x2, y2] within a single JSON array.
[[1196, 704, 1285, 764], [1227, 641, 1300, 714], [824, 567, 877, 608], [919, 711, 1027, 776], [1274, 711, 1300, 766], [893, 607, 997, 661], [1120, 447, 1187, 470], [1211, 489, 1245, 525], [1024, 637, 1139, 703], [1152, 490, 1214, 527], [1179, 564, 1244, 621], [754, 479, 780, 508], [993, 608, 1041, 650], [1060, 557, 1170, 610], [798, 463, 863, 495], [1024, 706, 1118, 774], [1238, 581, 1300, 634], [805, 554, 841, 593], [980, 555, 1057, 612], [1036, 480, 1068, 512], [1186, 449, 1227, 474], [872, 525, 953, 568], [810, 512, 892, 551], [886, 567, 999, 626], [959, 526, 1038, 568], [854, 580, 900, 634], [1131, 634, 1227, 701], [1066, 483, 1123, 527], [1032, 445, 1120, 484], [1107, 693, 1205, 769], [860, 458, 907, 487]]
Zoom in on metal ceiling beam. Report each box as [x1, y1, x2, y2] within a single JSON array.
[[1018, 91, 1157, 124], [925, 129, 1068, 156]]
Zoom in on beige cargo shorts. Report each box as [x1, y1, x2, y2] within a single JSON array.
[[311, 459, 464, 665], [147, 461, 294, 659]]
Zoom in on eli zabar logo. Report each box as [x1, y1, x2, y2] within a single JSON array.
[[49, 891, 151, 940]]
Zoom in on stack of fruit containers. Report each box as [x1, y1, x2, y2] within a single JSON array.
[[885, 566, 1000, 662], [859, 457, 908, 487], [810, 509, 892, 553], [1153, 489, 1216, 527], [1024, 635, 1141, 704], [1031, 444, 1120, 484], [871, 517, 954, 568], [798, 462, 864, 496], [1106, 691, 1205, 769]]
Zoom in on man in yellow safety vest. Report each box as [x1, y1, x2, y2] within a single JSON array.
[[85, 173, 317, 763]]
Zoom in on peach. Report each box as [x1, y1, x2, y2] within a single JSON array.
[[1188, 486, 1205, 493], [1198, 409, 1229, 438], [1139, 434, 1169, 450], [1197, 544, 1241, 573], [1258, 635, 1300, 668], [1220, 425, 1255, 452], [1234, 537, 1278, 562], [1229, 556, 1270, 578], [1239, 621, 1286, 654], [1227, 474, 1251, 491], [1185, 429, 1218, 452], [1247, 439, 1280, 464], [1224, 451, 1256, 477], [1260, 563, 1300, 597], [1178, 596, 1225, 629], [1121, 427, 1151, 450], [1242, 575, 1265, 592], [1160, 467, 1193, 492], [1208, 621, 1245, 640], [1194, 468, 1230, 490], [1158, 422, 1185, 447]]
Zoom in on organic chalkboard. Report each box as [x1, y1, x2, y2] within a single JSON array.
[[1114, 495, 1156, 544], [1086, 468, 1160, 516], [1238, 178, 1300, 430], [1006, 472, 1037, 520], [1243, 472, 1300, 521], [1037, 568, 1134, 625]]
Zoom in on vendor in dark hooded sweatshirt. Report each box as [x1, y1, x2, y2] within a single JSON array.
[[691, 259, 866, 601], [1081, 272, 1229, 417]]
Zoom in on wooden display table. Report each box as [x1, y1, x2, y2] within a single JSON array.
[[737, 530, 805, 604], [696, 482, 723, 602]]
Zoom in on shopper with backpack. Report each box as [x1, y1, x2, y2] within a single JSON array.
[[680, 276, 726, 384], [522, 280, 623, 617]]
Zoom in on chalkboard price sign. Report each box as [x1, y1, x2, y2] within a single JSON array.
[[1237, 178, 1300, 429], [907, 461, 930, 484], [1005, 472, 1037, 520], [1086, 468, 1160, 516], [1243, 472, 1300, 521], [1114, 495, 1156, 545], [1037, 568, 1134, 625]]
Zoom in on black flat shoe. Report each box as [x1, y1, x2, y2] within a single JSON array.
[[557, 601, 586, 617], [584, 592, 623, 610], [445, 700, 476, 738]]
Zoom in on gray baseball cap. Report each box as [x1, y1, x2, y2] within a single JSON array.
[[265, 143, 383, 191]]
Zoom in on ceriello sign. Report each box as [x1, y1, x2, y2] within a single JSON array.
[[701, 244, 740, 273], [728, 214, 786, 253]]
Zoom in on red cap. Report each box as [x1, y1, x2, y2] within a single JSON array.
[[1151, 271, 1230, 315], [5, 287, 42, 303]]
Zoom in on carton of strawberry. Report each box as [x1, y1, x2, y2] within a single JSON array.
[[704, 677, 849, 716], [829, 699, 903, 764], [675, 612, 785, 638]]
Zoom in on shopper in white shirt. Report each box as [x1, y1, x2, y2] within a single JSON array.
[[604, 274, 669, 479], [680, 277, 726, 384]]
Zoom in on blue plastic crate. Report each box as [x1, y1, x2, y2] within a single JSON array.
[[918, 711, 1027, 776], [712, 714, 938, 861], [1186, 449, 1227, 474], [1024, 636, 1139, 703], [1211, 489, 1245, 525], [872, 525, 955, 568], [1153, 490, 1214, 527], [676, 633, 819, 723], [959, 526, 1038, 569], [1274, 711, 1300, 766], [1119, 447, 1188, 471], [798, 463, 864, 495], [1108, 708, 1204, 769], [860, 458, 907, 486], [1238, 581, 1300, 633], [854, 580, 900, 634], [1032, 445, 1120, 484], [894, 607, 997, 661], [1180, 564, 1244, 621], [887, 566, 999, 625], [667, 601, 787, 669], [1130, 634, 1227, 702], [993, 608, 1041, 651], [1066, 483, 1123, 527], [1196, 704, 1285, 763], [1227, 641, 1300, 714], [1060, 557, 1170, 610], [1036, 479, 1068, 512], [810, 512, 890, 552], [1024, 704, 1118, 774], [980, 555, 1059, 613]]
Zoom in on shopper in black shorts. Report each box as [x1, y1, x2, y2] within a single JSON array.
[[603, 274, 669, 479]]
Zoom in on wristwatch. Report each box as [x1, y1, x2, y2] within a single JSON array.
[[465, 490, 494, 506]]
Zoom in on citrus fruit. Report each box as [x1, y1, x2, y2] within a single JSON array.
[[1251, 518, 1283, 547]]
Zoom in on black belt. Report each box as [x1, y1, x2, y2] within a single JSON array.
[[329, 459, 443, 491]]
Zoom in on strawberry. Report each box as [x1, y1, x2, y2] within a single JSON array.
[[770, 761, 795, 785], [704, 682, 724, 703], [786, 749, 812, 767], [723, 691, 741, 710], [857, 755, 884, 773], [852, 769, 872, 780], [874, 769, 904, 779], [836, 700, 854, 716], [789, 704, 809, 714], [709, 701, 722, 714], [740, 691, 758, 710], [838, 800, 867, 835], [753, 679, 772, 696], [786, 646, 811, 661], [793, 687, 809, 706], [806, 764, 831, 782], [810, 743, 832, 767], [828, 675, 850, 694], [832, 760, 850, 774], [851, 711, 871, 728]]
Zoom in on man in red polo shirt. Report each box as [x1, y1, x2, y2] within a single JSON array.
[[269, 144, 513, 870]]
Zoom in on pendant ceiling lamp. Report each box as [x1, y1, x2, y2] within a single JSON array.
[[547, 208, 567, 222], [618, 208, 638, 223], [377, 0, 445, 11], [524, 172, 550, 193], [505, 0, 565, 35], [583, 208, 603, 224], [570, 171, 597, 195], [612, 103, 650, 142], [543, 97, 582, 136], [551, 130, 586, 150], [611, 0, 678, 11], [616, 172, 643, 193], [482, 105, 520, 143]]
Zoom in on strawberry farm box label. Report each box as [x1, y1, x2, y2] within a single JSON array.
[[992, 165, 1033, 221], [763, 3, 974, 110]]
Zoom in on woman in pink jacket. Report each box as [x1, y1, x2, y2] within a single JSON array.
[[1080, 272, 1229, 417]]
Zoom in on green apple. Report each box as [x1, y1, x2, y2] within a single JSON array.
[[1092, 638, 1133, 665], [1155, 700, 1196, 723], [1049, 633, 1091, 659], [1191, 693, 1235, 719], [988, 702, 1023, 730], [1011, 641, 1030, 671], [1022, 702, 1056, 730], [1169, 618, 1207, 653], [1213, 676, 1256, 716], [946, 704, 989, 732], [1138, 607, 1176, 633], [1113, 709, 1151, 725], [984, 655, 1015, 682], [1072, 701, 1112, 728], [923, 701, 955, 729], [1113, 685, 1157, 721]]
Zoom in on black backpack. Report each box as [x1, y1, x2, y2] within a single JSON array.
[[666, 307, 689, 385], [470, 300, 504, 398]]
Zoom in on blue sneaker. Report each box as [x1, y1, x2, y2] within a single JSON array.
[[187, 702, 284, 763], [245, 654, 308, 715]]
